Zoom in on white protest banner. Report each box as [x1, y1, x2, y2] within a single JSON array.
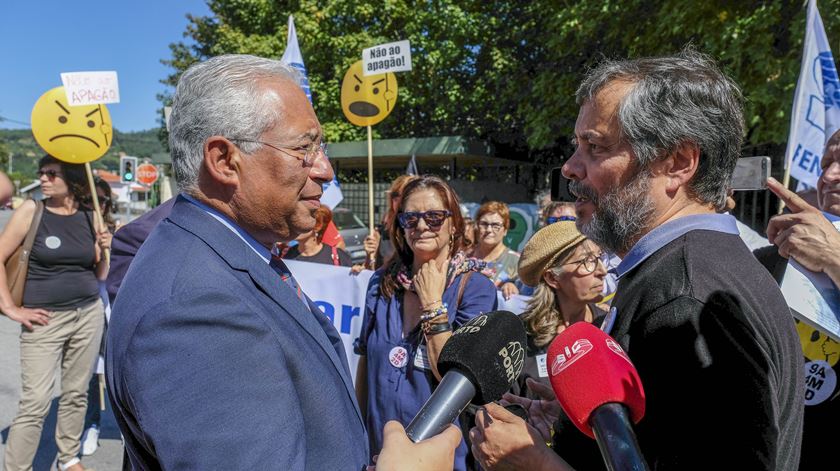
[[496, 293, 529, 314], [363, 40, 412, 76], [285, 260, 373, 380], [60, 71, 120, 106], [784, 0, 840, 188], [781, 214, 840, 341]]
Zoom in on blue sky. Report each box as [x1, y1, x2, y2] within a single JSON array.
[[1, 0, 211, 132]]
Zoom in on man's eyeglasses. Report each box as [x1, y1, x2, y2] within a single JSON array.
[[563, 252, 609, 274], [477, 221, 505, 232], [37, 169, 61, 180], [230, 138, 327, 167], [546, 215, 576, 224], [397, 210, 452, 229]]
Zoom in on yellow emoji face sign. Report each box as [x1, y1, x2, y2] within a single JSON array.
[[31, 86, 113, 163], [797, 319, 840, 367], [341, 60, 398, 127]]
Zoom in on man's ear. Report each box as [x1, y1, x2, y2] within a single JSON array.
[[202, 136, 242, 187], [659, 142, 700, 193]]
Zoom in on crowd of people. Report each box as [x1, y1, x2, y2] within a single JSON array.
[[0, 47, 837, 471]]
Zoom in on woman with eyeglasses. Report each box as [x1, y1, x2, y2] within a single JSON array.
[[479, 221, 608, 469], [513, 221, 608, 398], [470, 201, 522, 300], [0, 156, 110, 471], [353, 175, 497, 471]]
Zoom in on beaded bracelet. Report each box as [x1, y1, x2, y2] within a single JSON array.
[[421, 300, 443, 311], [420, 304, 448, 322]]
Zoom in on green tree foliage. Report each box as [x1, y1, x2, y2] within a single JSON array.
[[161, 0, 840, 166]]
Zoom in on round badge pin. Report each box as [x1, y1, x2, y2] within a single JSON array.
[[389, 346, 408, 368], [804, 360, 837, 406], [45, 236, 61, 249]]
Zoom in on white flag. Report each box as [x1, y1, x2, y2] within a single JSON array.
[[406, 154, 419, 176], [280, 16, 344, 209], [784, 0, 840, 188]]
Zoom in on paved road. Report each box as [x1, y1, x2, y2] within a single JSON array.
[[0, 209, 124, 470]]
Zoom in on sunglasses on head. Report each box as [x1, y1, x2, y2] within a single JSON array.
[[37, 169, 61, 180], [397, 210, 452, 229], [546, 215, 576, 224]]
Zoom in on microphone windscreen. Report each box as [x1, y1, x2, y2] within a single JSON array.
[[437, 310, 527, 405], [547, 322, 645, 438]]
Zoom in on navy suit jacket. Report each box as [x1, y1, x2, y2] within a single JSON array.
[[106, 197, 369, 470], [106, 197, 176, 305]]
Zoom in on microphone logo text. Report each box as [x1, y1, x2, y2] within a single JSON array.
[[605, 338, 632, 365], [550, 339, 593, 376], [455, 314, 488, 335], [498, 341, 525, 383]]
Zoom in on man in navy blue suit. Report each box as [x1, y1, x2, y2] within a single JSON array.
[[106, 54, 461, 470]]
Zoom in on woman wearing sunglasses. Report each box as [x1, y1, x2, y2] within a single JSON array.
[[355, 175, 418, 271], [354, 175, 497, 471], [0, 156, 110, 471]]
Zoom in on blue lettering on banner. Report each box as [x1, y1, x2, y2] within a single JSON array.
[[341, 305, 361, 334], [793, 146, 824, 176], [800, 149, 813, 171], [313, 300, 363, 334], [820, 51, 840, 111], [811, 152, 823, 175], [792, 144, 803, 167], [314, 301, 335, 323]]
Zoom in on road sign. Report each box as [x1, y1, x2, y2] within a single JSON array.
[[136, 163, 159, 186]]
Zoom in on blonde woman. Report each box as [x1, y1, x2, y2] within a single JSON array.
[[515, 220, 608, 396]]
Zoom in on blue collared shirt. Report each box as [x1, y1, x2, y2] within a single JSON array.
[[180, 193, 271, 264], [614, 213, 740, 280]]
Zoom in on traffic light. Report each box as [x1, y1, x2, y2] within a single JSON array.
[[120, 156, 138, 184]]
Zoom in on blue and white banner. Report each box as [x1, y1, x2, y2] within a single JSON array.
[[280, 16, 344, 209], [286, 260, 373, 380], [287, 259, 532, 382], [785, 0, 840, 188]]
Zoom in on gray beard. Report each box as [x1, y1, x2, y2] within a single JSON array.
[[571, 171, 656, 255]]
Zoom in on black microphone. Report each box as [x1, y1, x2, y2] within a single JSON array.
[[405, 310, 527, 442]]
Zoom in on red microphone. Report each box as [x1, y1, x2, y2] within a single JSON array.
[[547, 322, 649, 471]]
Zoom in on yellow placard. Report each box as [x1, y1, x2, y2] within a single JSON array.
[[31, 86, 113, 163], [340, 60, 398, 127]]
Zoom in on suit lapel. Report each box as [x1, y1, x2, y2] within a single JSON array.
[[166, 198, 364, 426], [247, 261, 363, 424]]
